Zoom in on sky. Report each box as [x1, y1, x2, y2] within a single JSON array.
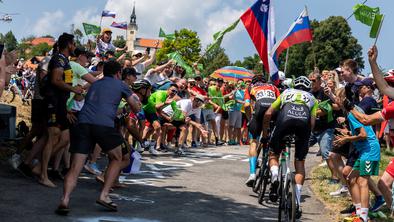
[[0, 0, 392, 74]]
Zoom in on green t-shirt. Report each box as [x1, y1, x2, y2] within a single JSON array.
[[67, 61, 89, 111], [206, 86, 223, 110], [143, 90, 168, 114]]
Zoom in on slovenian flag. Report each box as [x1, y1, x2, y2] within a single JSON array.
[[270, 8, 313, 60], [110, 21, 127, 30], [102, 10, 116, 18], [241, 0, 279, 82]]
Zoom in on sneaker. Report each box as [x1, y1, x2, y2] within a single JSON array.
[[340, 204, 356, 215], [343, 215, 362, 222], [84, 162, 102, 175], [143, 140, 151, 151], [149, 146, 159, 156], [134, 141, 144, 153], [328, 178, 340, 185], [330, 186, 349, 197], [370, 197, 386, 212], [215, 138, 225, 146], [191, 141, 197, 148], [175, 148, 186, 156], [245, 174, 256, 187], [17, 162, 33, 178], [158, 144, 169, 152], [269, 180, 279, 202]]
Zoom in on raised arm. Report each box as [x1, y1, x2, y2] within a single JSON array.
[[369, 45, 394, 99]]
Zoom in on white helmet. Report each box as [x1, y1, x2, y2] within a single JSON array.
[[282, 78, 293, 88], [278, 71, 286, 81], [293, 76, 311, 90]]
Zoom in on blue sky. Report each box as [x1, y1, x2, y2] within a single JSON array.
[[0, 0, 392, 74]]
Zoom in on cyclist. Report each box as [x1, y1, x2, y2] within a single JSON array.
[[244, 74, 280, 187], [262, 76, 318, 219]]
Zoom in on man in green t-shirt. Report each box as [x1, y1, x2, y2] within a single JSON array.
[[142, 84, 180, 154]]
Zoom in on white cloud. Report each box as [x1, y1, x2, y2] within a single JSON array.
[[32, 10, 64, 37]]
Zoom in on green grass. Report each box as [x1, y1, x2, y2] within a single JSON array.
[[311, 149, 394, 221]]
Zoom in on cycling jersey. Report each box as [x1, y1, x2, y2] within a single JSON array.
[[244, 82, 280, 108], [271, 88, 318, 118], [245, 82, 280, 139], [142, 90, 168, 114]]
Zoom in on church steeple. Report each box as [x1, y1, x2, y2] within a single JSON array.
[[130, 2, 137, 25]]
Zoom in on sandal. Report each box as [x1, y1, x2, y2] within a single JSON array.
[[96, 199, 117, 211], [55, 205, 70, 215]]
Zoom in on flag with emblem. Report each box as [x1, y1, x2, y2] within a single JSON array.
[[82, 23, 101, 36]]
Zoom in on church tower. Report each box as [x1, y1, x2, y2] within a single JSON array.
[[126, 2, 138, 52]]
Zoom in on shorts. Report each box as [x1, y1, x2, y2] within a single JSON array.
[[270, 104, 311, 161], [46, 97, 69, 131], [202, 109, 215, 121], [31, 99, 47, 126], [353, 159, 379, 176], [70, 123, 127, 155], [385, 159, 394, 178], [346, 144, 360, 167], [222, 110, 229, 120], [145, 112, 159, 124], [229, 110, 242, 128], [381, 102, 394, 120], [248, 104, 270, 139], [308, 128, 335, 160]]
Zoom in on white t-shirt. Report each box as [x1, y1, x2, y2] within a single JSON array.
[[144, 69, 167, 85], [162, 99, 201, 118], [95, 39, 116, 56]]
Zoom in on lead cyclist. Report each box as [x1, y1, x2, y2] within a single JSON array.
[[244, 74, 280, 187], [262, 76, 318, 219]]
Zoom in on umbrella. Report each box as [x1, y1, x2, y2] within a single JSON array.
[[210, 66, 254, 82]]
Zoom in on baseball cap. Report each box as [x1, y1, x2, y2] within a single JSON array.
[[188, 78, 196, 83], [101, 28, 112, 34], [354, 78, 374, 88], [195, 94, 205, 102]]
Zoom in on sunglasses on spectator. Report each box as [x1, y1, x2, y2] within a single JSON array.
[[171, 89, 178, 94]]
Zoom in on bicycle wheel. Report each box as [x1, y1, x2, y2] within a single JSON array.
[[277, 164, 285, 221], [252, 143, 264, 192], [287, 173, 297, 222], [258, 161, 270, 204]]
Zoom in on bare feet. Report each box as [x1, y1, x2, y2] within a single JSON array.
[[38, 178, 57, 188]]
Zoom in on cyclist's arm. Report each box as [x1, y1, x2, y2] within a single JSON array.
[[262, 106, 275, 138]]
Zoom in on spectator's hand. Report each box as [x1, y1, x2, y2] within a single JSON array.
[[336, 117, 346, 126], [333, 135, 347, 147], [165, 98, 173, 105], [185, 117, 191, 123], [323, 86, 331, 96], [72, 85, 84, 95], [67, 112, 77, 124], [368, 45, 378, 63], [200, 128, 208, 138]]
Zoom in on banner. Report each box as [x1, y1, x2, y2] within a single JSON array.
[[353, 4, 380, 26], [82, 23, 101, 36], [206, 19, 240, 53], [159, 28, 175, 41], [167, 52, 193, 75]]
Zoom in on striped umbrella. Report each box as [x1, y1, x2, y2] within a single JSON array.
[[210, 66, 254, 82]]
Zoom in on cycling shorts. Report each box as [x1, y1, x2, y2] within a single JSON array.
[[248, 103, 270, 139], [270, 103, 311, 161]]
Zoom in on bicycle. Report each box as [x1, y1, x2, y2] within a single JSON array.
[[252, 139, 271, 204], [1, 75, 22, 104], [278, 135, 297, 222]]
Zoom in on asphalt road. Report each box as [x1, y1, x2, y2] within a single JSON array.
[[0, 145, 326, 222]]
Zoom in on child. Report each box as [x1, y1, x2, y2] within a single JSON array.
[[334, 106, 381, 221]]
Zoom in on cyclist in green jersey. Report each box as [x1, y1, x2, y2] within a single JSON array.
[[262, 76, 318, 219]]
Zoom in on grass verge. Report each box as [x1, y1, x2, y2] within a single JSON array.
[[311, 149, 394, 222]]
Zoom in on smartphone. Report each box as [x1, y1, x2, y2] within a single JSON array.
[[0, 44, 4, 58], [146, 47, 151, 54]]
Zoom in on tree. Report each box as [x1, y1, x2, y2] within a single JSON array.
[[112, 35, 126, 48], [156, 28, 201, 65], [201, 45, 230, 76], [29, 43, 52, 57], [279, 16, 364, 77], [232, 54, 263, 75], [73, 29, 83, 47], [3, 31, 18, 51]]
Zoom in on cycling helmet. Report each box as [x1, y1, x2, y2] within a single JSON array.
[[252, 74, 266, 84], [278, 71, 286, 81], [293, 76, 311, 90], [282, 78, 293, 89], [132, 79, 152, 91]]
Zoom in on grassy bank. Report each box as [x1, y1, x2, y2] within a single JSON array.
[[311, 149, 394, 221]]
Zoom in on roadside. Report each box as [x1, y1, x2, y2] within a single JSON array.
[[311, 149, 394, 221]]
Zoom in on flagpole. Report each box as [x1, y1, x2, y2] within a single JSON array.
[[284, 48, 290, 75], [346, 0, 368, 21], [373, 15, 384, 46]]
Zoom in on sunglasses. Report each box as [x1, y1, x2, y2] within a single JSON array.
[[171, 89, 178, 94]]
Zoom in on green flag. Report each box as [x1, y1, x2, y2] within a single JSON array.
[[167, 52, 193, 76], [206, 19, 240, 53], [353, 4, 380, 26], [370, 14, 384, 38], [159, 28, 175, 41], [318, 100, 333, 123], [82, 23, 101, 36]]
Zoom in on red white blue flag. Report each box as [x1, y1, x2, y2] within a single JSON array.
[[241, 0, 279, 82], [102, 10, 116, 18], [270, 8, 313, 60], [110, 21, 127, 30]]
